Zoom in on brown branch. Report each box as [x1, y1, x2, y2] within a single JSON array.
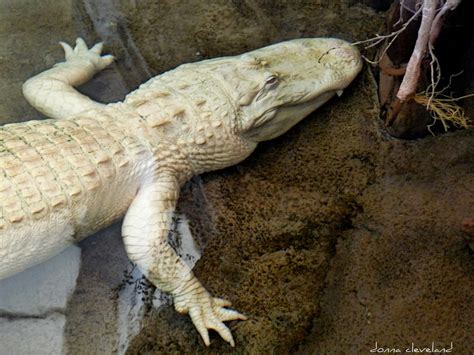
[[379, 63, 407, 76]]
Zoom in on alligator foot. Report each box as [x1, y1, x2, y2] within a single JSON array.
[[174, 285, 247, 347], [59, 38, 115, 71], [22, 38, 114, 119]]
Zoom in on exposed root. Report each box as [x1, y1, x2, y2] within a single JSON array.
[[353, 0, 470, 136], [414, 91, 474, 135], [427, 43, 441, 103], [352, 4, 423, 66], [396, 0, 438, 102]]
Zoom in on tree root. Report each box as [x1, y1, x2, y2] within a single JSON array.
[[353, 0, 470, 136]]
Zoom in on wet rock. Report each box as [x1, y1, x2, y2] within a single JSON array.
[[0, 246, 80, 355], [0, 314, 66, 355], [0, 246, 81, 316]]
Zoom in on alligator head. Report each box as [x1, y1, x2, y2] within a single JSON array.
[[237, 38, 362, 141], [187, 38, 362, 143]]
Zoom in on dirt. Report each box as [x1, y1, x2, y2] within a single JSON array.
[[117, 0, 383, 75], [118, 3, 473, 353], [0, 0, 76, 122]]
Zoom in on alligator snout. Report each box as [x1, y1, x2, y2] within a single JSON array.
[[330, 44, 359, 59], [315, 39, 360, 64]]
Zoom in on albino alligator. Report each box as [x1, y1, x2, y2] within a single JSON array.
[[0, 38, 361, 346]]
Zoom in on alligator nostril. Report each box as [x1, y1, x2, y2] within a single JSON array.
[[331, 46, 356, 59], [317, 45, 357, 63]]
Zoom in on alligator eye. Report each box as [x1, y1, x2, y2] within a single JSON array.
[[264, 75, 279, 89]]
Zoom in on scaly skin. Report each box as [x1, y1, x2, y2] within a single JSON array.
[[0, 38, 362, 346]]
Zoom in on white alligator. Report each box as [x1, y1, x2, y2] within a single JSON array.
[[0, 38, 361, 346]]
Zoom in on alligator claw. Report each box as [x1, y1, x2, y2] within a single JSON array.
[[174, 287, 247, 347], [59, 37, 115, 71]]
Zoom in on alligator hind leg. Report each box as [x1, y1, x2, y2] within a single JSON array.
[[22, 38, 115, 119]]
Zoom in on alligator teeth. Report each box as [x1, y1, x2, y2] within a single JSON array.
[[336, 90, 343, 97]]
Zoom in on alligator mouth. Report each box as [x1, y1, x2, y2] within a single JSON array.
[[283, 90, 337, 115], [244, 90, 338, 142], [274, 55, 361, 107]]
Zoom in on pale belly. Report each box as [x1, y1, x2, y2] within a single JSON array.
[[0, 180, 139, 280]]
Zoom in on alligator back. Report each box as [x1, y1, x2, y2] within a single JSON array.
[[0, 107, 151, 279]]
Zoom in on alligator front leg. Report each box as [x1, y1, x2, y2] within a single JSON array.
[[22, 38, 114, 119], [122, 174, 247, 346]]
